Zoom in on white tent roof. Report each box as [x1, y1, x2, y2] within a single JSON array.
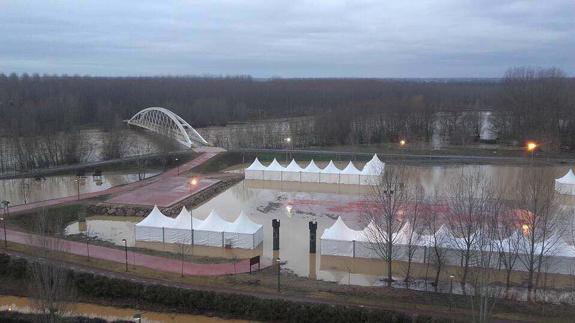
[[303, 160, 322, 173], [229, 211, 262, 234], [321, 217, 363, 241], [362, 154, 385, 175], [196, 210, 232, 232], [136, 205, 175, 228], [556, 169, 575, 185], [267, 158, 285, 171], [246, 157, 266, 171], [169, 206, 203, 229], [285, 159, 303, 172], [341, 161, 362, 175], [321, 160, 341, 174]]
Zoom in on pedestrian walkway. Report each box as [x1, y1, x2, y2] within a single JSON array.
[[8, 152, 219, 215], [4, 228, 270, 276]]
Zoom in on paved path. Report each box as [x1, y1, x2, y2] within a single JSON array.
[[4, 228, 270, 276], [8, 152, 219, 215]]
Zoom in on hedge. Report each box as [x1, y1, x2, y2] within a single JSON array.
[[0, 253, 450, 323]]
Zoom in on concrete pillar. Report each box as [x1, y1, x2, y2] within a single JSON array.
[[272, 219, 280, 251], [309, 221, 317, 254]]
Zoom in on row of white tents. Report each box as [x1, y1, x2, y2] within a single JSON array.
[[244, 154, 385, 185], [135, 206, 264, 249], [555, 169, 575, 195], [321, 217, 575, 274]]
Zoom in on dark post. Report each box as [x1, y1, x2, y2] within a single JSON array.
[[272, 219, 280, 251], [122, 239, 128, 272], [309, 221, 317, 254]]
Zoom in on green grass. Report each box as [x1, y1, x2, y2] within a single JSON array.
[[7, 204, 86, 234]]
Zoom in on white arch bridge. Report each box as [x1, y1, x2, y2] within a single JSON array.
[[127, 107, 209, 148]]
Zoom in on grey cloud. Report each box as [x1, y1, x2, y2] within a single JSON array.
[[0, 0, 573, 77]]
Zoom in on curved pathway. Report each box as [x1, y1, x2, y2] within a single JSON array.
[[8, 152, 218, 215], [4, 228, 270, 276]]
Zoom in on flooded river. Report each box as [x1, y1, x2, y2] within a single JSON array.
[[0, 171, 159, 206], [66, 163, 575, 290], [0, 295, 248, 322]]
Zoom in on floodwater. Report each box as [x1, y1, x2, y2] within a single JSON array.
[[0, 295, 248, 323], [0, 171, 159, 206], [67, 163, 575, 291]]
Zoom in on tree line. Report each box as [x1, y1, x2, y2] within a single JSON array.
[[0, 67, 573, 159]]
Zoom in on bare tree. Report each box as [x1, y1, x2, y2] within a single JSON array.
[[445, 167, 492, 289], [28, 209, 75, 323], [363, 165, 409, 287], [425, 208, 449, 292], [514, 167, 566, 301], [468, 200, 501, 323], [402, 184, 424, 286]]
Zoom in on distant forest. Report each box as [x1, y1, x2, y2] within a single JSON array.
[[0, 67, 573, 150]]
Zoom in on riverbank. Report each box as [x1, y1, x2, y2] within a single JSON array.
[[0, 247, 573, 322]]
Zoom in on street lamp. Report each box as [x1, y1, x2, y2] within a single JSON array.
[[122, 238, 128, 272], [74, 177, 82, 201], [285, 137, 292, 162], [175, 157, 180, 175], [526, 141, 537, 161], [399, 139, 406, 147], [189, 177, 199, 246], [449, 274, 455, 312], [1, 217, 6, 248], [276, 257, 281, 292]]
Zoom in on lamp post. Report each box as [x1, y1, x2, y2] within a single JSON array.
[[189, 177, 198, 245], [526, 142, 537, 161], [74, 177, 81, 201], [175, 157, 180, 175], [122, 238, 128, 272], [285, 137, 291, 163], [399, 139, 406, 148], [276, 257, 281, 292], [1, 217, 6, 248]]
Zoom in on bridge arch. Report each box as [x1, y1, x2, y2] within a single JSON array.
[[127, 107, 209, 148]]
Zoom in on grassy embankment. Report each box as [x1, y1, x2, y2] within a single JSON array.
[[0, 241, 573, 322]]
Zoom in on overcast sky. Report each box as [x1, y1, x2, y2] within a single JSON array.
[[1, 0, 573, 78]]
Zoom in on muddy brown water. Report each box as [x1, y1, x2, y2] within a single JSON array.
[[0, 295, 249, 322]]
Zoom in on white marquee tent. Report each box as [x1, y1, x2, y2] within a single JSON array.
[[320, 217, 575, 274], [164, 207, 204, 244], [135, 205, 175, 242], [244, 154, 384, 185], [283, 159, 303, 182], [135, 207, 263, 249], [555, 169, 575, 195], [244, 157, 266, 180], [301, 160, 322, 183]]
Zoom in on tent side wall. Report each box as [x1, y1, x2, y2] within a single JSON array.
[[555, 181, 575, 195], [194, 230, 224, 247], [135, 226, 164, 242], [282, 171, 302, 182], [245, 169, 264, 180], [320, 173, 340, 184], [301, 172, 320, 183], [263, 170, 283, 181], [320, 239, 355, 257], [164, 228, 192, 244]]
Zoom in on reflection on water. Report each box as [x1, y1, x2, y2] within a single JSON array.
[[68, 164, 575, 289], [0, 172, 159, 205], [0, 295, 248, 323]]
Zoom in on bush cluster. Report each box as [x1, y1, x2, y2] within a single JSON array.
[[0, 253, 447, 323]]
